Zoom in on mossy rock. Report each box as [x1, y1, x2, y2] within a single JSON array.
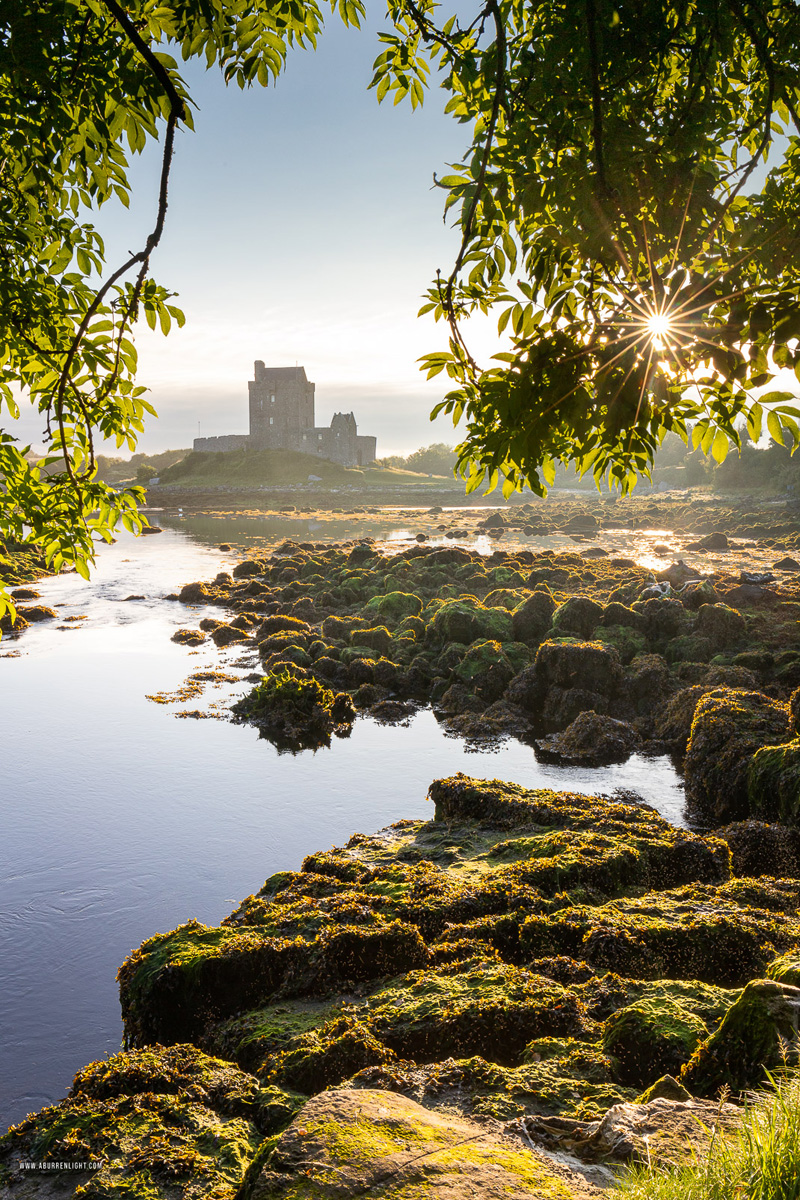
[[551, 595, 604, 638], [483, 587, 528, 610], [363, 590, 422, 626], [664, 634, 713, 664], [681, 978, 800, 1096], [635, 596, 688, 640], [511, 590, 556, 645], [453, 639, 515, 702], [531, 638, 623, 697], [247, 1087, 586, 1198], [520, 882, 797, 986], [766, 950, 800, 987], [0, 1045, 270, 1198], [653, 684, 714, 748], [601, 601, 646, 632], [685, 688, 792, 822], [695, 602, 747, 650], [595, 624, 648, 665], [717, 820, 800, 878], [602, 996, 709, 1088], [537, 711, 640, 765], [350, 624, 393, 656], [748, 738, 800, 824], [429, 599, 513, 645], [119, 917, 427, 1048], [232, 666, 354, 750]]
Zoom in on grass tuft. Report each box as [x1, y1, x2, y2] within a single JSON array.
[[612, 1068, 800, 1200]]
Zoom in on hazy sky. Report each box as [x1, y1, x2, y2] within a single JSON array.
[[16, 12, 498, 458]]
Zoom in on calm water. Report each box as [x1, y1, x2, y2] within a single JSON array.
[[0, 518, 686, 1129]]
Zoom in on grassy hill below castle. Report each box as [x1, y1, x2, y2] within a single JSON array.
[[155, 448, 458, 489]]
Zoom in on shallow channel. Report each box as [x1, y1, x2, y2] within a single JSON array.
[[1, 516, 686, 1129]]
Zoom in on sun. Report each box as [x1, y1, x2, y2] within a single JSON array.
[[646, 312, 672, 342]]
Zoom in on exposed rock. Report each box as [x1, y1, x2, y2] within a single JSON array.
[[685, 688, 792, 822], [716, 820, 800, 878], [537, 712, 641, 766], [516, 1095, 741, 1166], [602, 995, 707, 1088], [170, 627, 206, 645], [681, 979, 800, 1096], [250, 1088, 600, 1199]]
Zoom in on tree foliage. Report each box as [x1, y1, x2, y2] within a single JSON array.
[[370, 0, 800, 495], [4, 0, 800, 624], [0, 0, 363, 617]]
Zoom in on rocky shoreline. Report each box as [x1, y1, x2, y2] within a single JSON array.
[[4, 503, 800, 1197]]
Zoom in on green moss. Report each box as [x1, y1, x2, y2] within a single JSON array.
[[595, 623, 648, 664], [748, 738, 800, 824], [766, 950, 800, 986], [602, 996, 709, 1088], [685, 688, 792, 822], [428, 598, 513, 645], [363, 590, 422, 625], [681, 978, 800, 1096]]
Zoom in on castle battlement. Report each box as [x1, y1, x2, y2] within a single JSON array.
[[194, 362, 377, 468]]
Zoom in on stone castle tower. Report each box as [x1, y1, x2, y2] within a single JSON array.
[[193, 362, 377, 468]]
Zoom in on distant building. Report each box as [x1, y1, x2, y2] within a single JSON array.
[[193, 363, 377, 468]]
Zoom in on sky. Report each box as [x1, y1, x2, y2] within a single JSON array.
[[13, 11, 497, 459]]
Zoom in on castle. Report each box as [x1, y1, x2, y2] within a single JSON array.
[[193, 363, 377, 468]]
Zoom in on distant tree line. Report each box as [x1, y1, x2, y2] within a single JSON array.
[[378, 444, 458, 476]]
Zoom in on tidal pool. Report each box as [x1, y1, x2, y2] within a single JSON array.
[[0, 516, 686, 1129]]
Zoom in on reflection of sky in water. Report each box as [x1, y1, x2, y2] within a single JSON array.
[[0, 516, 694, 1129]]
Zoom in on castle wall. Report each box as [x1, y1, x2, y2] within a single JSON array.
[[192, 434, 249, 453], [356, 436, 377, 466]]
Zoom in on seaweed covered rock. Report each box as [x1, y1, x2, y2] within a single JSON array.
[[0, 1045, 280, 1198], [717, 819, 800, 879], [537, 712, 641, 765], [519, 883, 798, 986], [232, 666, 355, 750], [681, 979, 800, 1096], [247, 1088, 590, 1200], [695, 602, 747, 650], [748, 739, 800, 824], [551, 596, 604, 639], [511, 590, 556, 645], [685, 688, 792, 822], [453, 639, 516, 702], [601, 996, 708, 1088], [429, 598, 512, 645]]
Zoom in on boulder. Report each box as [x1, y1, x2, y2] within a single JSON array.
[[363, 590, 422, 626], [625, 654, 675, 715], [681, 979, 800, 1096], [680, 579, 719, 610], [552, 596, 604, 638], [454, 639, 515, 702], [517, 1095, 741, 1167], [249, 1088, 594, 1199], [541, 687, 609, 729], [600, 602, 645, 632], [748, 739, 800, 824], [716, 820, 800, 878], [634, 596, 687, 641], [351, 624, 393, 656], [211, 623, 250, 647], [429, 598, 513, 645], [537, 712, 641, 766], [695, 602, 747, 650], [602, 996, 708, 1088], [532, 640, 623, 697], [685, 688, 792, 822], [512, 590, 556, 644]]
